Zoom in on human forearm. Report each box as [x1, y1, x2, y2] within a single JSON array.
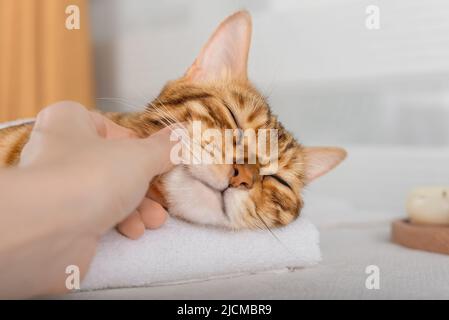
[[0, 166, 99, 247], [0, 165, 102, 298], [0, 102, 175, 298]]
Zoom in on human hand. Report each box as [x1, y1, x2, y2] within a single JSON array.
[[20, 101, 175, 238], [0, 101, 178, 296], [0, 100, 179, 297]]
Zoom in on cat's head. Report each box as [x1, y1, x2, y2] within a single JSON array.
[[143, 11, 346, 229]]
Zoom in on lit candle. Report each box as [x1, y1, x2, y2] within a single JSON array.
[[406, 187, 449, 226]]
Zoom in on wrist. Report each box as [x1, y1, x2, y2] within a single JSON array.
[[2, 164, 104, 237]]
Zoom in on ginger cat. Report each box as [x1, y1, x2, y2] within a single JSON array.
[[0, 11, 346, 230]]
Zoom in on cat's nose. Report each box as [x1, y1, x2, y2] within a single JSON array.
[[229, 164, 255, 189]]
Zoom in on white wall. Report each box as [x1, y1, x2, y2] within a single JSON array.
[[90, 0, 449, 146]]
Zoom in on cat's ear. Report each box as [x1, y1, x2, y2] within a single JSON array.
[[303, 147, 347, 183], [185, 11, 252, 83]]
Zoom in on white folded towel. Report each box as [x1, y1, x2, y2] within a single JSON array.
[[81, 216, 320, 291]]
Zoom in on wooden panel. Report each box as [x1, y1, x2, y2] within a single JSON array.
[[392, 219, 449, 255], [0, 0, 94, 122]]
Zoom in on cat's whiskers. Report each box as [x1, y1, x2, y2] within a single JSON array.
[[254, 210, 285, 245], [96, 97, 202, 164], [155, 97, 224, 163], [148, 99, 205, 164], [96, 97, 145, 112], [145, 103, 192, 149]]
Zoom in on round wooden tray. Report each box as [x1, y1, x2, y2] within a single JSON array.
[[391, 219, 449, 255]]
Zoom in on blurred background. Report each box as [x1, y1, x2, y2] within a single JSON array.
[[1, 0, 449, 213], [2, 0, 448, 145], [0, 0, 94, 120], [90, 0, 449, 146]]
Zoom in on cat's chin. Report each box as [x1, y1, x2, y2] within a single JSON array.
[[163, 166, 250, 229]]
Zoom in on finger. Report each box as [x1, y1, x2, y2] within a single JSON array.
[[138, 197, 168, 229], [89, 112, 138, 139], [137, 124, 185, 176], [33, 101, 96, 137], [116, 211, 145, 240]]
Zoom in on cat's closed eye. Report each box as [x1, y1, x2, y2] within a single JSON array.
[[266, 175, 292, 190]]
